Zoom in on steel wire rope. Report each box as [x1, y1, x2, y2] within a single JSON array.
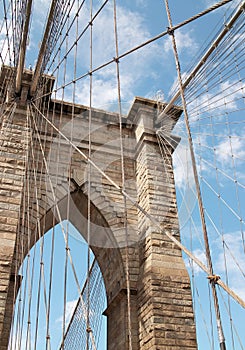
[[199, 175, 245, 225], [9, 113, 30, 349], [180, 16, 245, 103], [3, 0, 13, 64], [189, 113, 245, 126], [41, 0, 76, 73], [35, 91, 55, 350], [0, 14, 15, 64], [204, 72, 236, 349], [218, 287, 245, 349], [184, 33, 245, 102], [16, 147, 30, 350], [60, 0, 80, 348], [164, 0, 227, 348], [42, 81, 58, 350], [190, 130, 245, 142], [36, 75, 57, 350], [61, 257, 90, 349], [192, 137, 245, 246], [6, 0, 26, 66], [33, 0, 234, 102], [168, 0, 243, 100], [224, 111, 245, 253], [45, 0, 86, 73], [40, 0, 75, 81], [30, 90, 55, 350], [10, 0, 17, 65], [13, 0, 26, 65], [186, 85, 245, 119], [204, 210, 245, 279], [207, 282, 216, 350], [192, 79, 217, 349], [62, 259, 104, 349], [194, 279, 214, 348], [227, 48, 245, 254], [40, 75, 61, 350], [195, 156, 245, 190], [85, 0, 94, 349], [157, 127, 207, 251], [29, 103, 98, 347], [30, 100, 87, 340], [157, 121, 220, 345], [191, 140, 245, 163], [24, 117, 40, 350], [47, 0, 109, 76], [27, 107, 50, 350], [113, 1, 133, 348], [60, 12, 71, 350], [8, 113, 30, 350], [44, 29, 64, 350], [174, 124, 215, 349], [163, 2, 245, 113], [184, 50, 245, 109], [186, 52, 244, 113]]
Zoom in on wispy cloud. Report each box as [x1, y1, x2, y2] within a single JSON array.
[[215, 136, 245, 166], [185, 229, 245, 300], [214, 232, 245, 299], [163, 29, 198, 55], [56, 299, 78, 327], [66, 3, 164, 107]]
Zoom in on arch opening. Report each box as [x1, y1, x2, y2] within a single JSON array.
[[9, 221, 107, 350]]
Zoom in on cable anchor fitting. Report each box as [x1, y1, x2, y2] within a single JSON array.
[[167, 26, 174, 35], [86, 327, 92, 333], [207, 274, 220, 284]]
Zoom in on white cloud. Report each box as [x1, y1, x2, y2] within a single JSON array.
[[186, 248, 207, 274], [56, 299, 78, 327], [203, 0, 240, 9], [186, 79, 245, 121], [57, 2, 164, 107], [184, 229, 245, 303], [163, 29, 198, 55], [173, 141, 193, 189], [214, 232, 245, 300], [215, 136, 245, 165], [0, 27, 14, 66]]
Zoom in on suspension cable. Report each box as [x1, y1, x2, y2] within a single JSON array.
[[31, 102, 245, 309], [164, 1, 226, 349]]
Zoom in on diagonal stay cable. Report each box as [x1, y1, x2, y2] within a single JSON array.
[[31, 101, 245, 309], [33, 0, 233, 102], [200, 175, 245, 226], [29, 104, 97, 349]]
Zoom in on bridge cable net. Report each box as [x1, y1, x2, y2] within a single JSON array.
[[157, 1, 245, 349], [0, 0, 244, 349]]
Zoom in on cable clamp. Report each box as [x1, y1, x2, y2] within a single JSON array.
[[207, 274, 220, 284], [86, 327, 92, 333], [167, 26, 174, 35]]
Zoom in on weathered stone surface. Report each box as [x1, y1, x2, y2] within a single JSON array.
[[0, 67, 197, 349]]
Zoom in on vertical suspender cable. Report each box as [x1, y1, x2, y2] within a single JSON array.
[[164, 1, 226, 349], [113, 1, 133, 350], [30, 0, 58, 96], [15, 0, 33, 94], [86, 1, 97, 349], [158, 0, 245, 121]]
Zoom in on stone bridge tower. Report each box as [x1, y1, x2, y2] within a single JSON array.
[[0, 67, 197, 349]]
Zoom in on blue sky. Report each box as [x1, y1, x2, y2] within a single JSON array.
[[2, 0, 245, 349]]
